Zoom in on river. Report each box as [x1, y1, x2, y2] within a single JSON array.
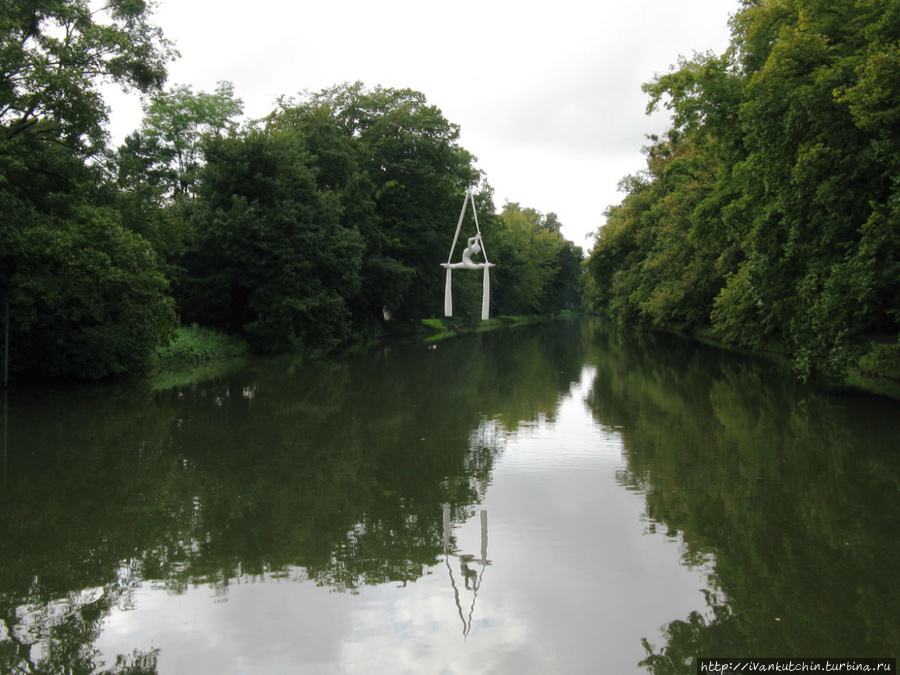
[[1, 319, 898, 673]]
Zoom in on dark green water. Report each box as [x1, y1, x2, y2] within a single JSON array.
[[1, 319, 898, 674]]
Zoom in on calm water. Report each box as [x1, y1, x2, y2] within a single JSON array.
[[1, 319, 898, 674]]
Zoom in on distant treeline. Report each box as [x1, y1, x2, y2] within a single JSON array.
[[585, 0, 900, 382], [0, 2, 582, 381]]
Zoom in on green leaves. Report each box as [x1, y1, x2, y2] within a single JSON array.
[[588, 0, 900, 382], [8, 200, 175, 379], [179, 83, 583, 344], [271, 84, 483, 325], [136, 81, 244, 198], [179, 128, 365, 352], [491, 203, 574, 316], [0, 0, 174, 149], [0, 0, 177, 380]]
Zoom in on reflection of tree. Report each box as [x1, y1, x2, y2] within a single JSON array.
[[638, 591, 740, 675], [583, 323, 900, 668], [0, 576, 159, 674], [0, 319, 587, 670]]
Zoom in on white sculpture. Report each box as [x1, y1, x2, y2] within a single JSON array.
[[441, 191, 494, 319]]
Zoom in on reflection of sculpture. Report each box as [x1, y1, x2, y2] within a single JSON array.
[[443, 504, 491, 638], [461, 556, 478, 589], [2, 389, 7, 485], [441, 191, 495, 320]]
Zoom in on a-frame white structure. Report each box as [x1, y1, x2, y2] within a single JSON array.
[[441, 190, 495, 320]]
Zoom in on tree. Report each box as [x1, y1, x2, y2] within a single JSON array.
[[264, 98, 387, 333], [0, 0, 175, 150], [714, 0, 899, 380], [113, 81, 245, 276], [1, 0, 177, 380], [179, 127, 365, 352], [129, 81, 244, 199], [584, 174, 657, 327], [277, 83, 484, 325], [588, 0, 900, 382], [9, 202, 176, 380], [491, 202, 574, 315], [2, 139, 175, 379]]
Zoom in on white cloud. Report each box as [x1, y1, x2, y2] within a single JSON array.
[[104, 0, 738, 245]]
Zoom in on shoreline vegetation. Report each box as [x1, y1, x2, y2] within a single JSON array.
[[582, 1, 900, 388], [420, 314, 557, 342], [150, 325, 250, 390], [154, 325, 250, 367], [149, 314, 569, 391], [151, 315, 900, 400], [667, 323, 900, 400]]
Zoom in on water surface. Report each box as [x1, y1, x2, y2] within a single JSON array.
[[1, 320, 898, 673]]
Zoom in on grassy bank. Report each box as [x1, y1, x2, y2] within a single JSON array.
[[420, 313, 574, 342], [848, 340, 900, 398], [151, 325, 250, 390], [155, 325, 250, 367], [669, 323, 900, 398]]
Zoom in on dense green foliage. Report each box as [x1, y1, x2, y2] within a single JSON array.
[[585, 0, 900, 382], [264, 84, 485, 332], [492, 203, 584, 315], [2, 6, 583, 382], [154, 324, 248, 366], [0, 0, 172, 151], [177, 126, 366, 352], [1, 0, 177, 380]]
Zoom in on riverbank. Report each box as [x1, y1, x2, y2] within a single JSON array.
[[150, 314, 573, 390], [155, 325, 250, 366], [151, 325, 250, 390], [667, 323, 900, 399], [419, 313, 563, 342], [151, 316, 900, 399]]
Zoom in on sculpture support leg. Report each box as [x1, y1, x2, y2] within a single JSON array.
[[481, 266, 490, 321], [444, 268, 453, 317]]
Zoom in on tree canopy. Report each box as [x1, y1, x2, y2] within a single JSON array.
[[1, 0, 177, 380], [175, 83, 583, 351], [0, 0, 174, 150], [276, 83, 484, 324], [492, 202, 583, 316], [178, 126, 365, 352], [586, 0, 900, 382], [1, 8, 584, 381], [130, 80, 243, 198]]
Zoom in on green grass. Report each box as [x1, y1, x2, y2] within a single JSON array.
[[857, 340, 900, 381], [421, 318, 447, 333], [421, 318, 457, 342], [150, 325, 250, 391], [155, 325, 249, 367]]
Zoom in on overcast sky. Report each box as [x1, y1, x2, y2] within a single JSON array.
[[105, 0, 738, 247]]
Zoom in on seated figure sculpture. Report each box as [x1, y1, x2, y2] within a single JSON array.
[[444, 234, 487, 269], [440, 191, 494, 319]]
